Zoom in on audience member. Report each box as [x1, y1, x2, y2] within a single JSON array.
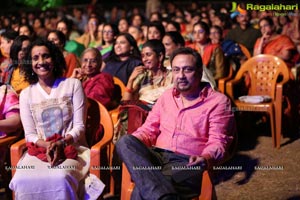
[[9, 39, 101, 199], [47, 30, 80, 78], [165, 20, 181, 33], [102, 33, 142, 85], [56, 18, 80, 41], [0, 84, 21, 138], [18, 24, 35, 40], [253, 16, 296, 70], [0, 30, 18, 83], [187, 22, 227, 81], [6, 35, 30, 93], [147, 21, 165, 41], [89, 22, 104, 48], [225, 11, 261, 55], [116, 47, 235, 199], [281, 12, 300, 53], [128, 25, 146, 50], [75, 16, 99, 48], [122, 39, 173, 105], [0, 84, 21, 194], [130, 14, 144, 28], [97, 23, 119, 60], [118, 17, 130, 33], [162, 31, 185, 69], [71, 47, 116, 110], [149, 11, 163, 22], [32, 18, 48, 38]]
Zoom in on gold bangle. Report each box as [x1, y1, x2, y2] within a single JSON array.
[[125, 87, 133, 93], [59, 139, 67, 147]]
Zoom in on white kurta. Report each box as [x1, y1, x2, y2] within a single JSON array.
[[9, 78, 91, 200]]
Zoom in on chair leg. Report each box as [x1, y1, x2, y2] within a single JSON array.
[[275, 108, 282, 149], [268, 109, 276, 148], [199, 170, 213, 200]]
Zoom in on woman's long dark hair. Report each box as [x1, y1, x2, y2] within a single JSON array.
[[22, 38, 66, 84], [10, 35, 30, 69], [105, 33, 141, 62]]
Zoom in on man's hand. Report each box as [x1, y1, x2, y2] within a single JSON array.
[[187, 155, 207, 169]]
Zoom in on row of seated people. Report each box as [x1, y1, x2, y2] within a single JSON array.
[[3, 16, 298, 93], [2, 10, 299, 95]]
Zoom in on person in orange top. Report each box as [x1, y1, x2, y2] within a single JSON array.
[[254, 16, 296, 70], [6, 35, 30, 94], [187, 21, 227, 81]]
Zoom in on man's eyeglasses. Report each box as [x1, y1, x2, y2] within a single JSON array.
[[172, 66, 196, 74]]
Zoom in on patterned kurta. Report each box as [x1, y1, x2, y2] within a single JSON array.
[[9, 78, 91, 200]]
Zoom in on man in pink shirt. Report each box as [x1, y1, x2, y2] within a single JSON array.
[[116, 47, 235, 200]]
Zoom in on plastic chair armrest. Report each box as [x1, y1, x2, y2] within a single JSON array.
[[109, 106, 120, 125], [0, 136, 18, 146], [90, 137, 112, 178], [226, 79, 242, 101], [10, 139, 27, 177]]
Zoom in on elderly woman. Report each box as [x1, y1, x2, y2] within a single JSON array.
[[72, 47, 116, 110], [9, 39, 102, 199]]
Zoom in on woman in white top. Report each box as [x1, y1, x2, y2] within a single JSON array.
[[9, 39, 97, 199]]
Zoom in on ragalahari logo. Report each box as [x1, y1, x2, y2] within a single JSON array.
[[230, 2, 247, 18]]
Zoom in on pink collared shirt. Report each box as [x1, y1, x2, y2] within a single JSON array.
[[132, 84, 235, 165]]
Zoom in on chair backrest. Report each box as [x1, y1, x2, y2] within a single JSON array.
[[113, 76, 126, 97], [234, 54, 290, 99], [239, 44, 251, 59], [218, 61, 235, 93], [86, 98, 114, 147]]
